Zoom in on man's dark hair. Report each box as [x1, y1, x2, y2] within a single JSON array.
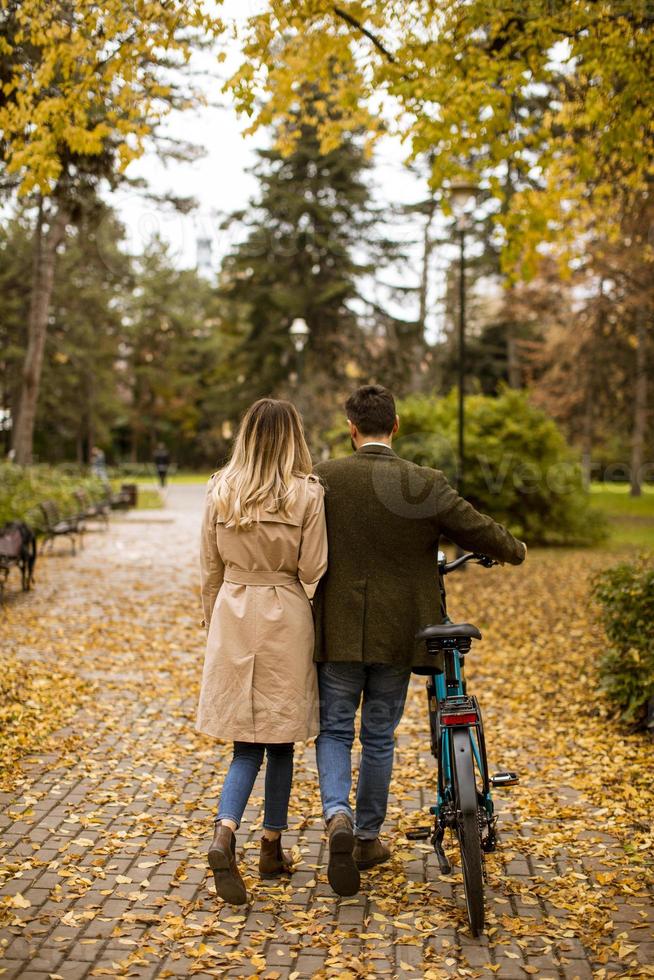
[[345, 384, 396, 436]]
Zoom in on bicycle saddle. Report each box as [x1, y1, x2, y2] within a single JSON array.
[[416, 623, 482, 643]]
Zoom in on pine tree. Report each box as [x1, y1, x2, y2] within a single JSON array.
[[121, 239, 221, 466], [38, 204, 131, 463], [0, 214, 32, 457], [208, 95, 410, 444]]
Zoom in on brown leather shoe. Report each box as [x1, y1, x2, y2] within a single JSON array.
[[327, 812, 360, 897], [353, 837, 391, 870], [259, 836, 294, 878], [207, 824, 248, 905]]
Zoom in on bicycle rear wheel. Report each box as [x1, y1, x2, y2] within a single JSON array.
[[450, 727, 484, 936]]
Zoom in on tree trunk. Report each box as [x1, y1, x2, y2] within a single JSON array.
[[583, 280, 605, 489], [630, 311, 648, 497], [84, 370, 94, 465], [581, 382, 593, 489], [417, 200, 436, 338], [130, 412, 140, 463], [503, 151, 521, 390], [1, 376, 9, 456], [506, 330, 521, 388], [414, 199, 436, 391], [11, 200, 69, 465]]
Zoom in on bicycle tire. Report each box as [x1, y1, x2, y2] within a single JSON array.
[[450, 727, 485, 936]]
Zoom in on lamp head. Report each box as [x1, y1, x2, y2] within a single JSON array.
[[449, 179, 478, 227], [289, 317, 310, 353]]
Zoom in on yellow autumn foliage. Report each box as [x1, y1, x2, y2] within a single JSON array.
[[0, 0, 224, 195], [226, 1, 654, 279]]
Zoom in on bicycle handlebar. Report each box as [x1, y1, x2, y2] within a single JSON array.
[[440, 552, 498, 575]]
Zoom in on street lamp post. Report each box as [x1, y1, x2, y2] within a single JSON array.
[[448, 181, 478, 494], [289, 317, 310, 386], [457, 224, 466, 492]]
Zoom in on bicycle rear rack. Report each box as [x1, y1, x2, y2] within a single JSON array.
[[439, 695, 478, 726]]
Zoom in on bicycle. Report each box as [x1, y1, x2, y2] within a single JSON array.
[[408, 551, 519, 937]]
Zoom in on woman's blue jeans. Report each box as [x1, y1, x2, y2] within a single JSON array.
[[216, 742, 294, 831]]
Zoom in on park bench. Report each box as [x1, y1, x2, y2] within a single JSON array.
[[106, 486, 132, 510], [0, 521, 36, 603], [74, 488, 110, 529], [39, 500, 84, 554]]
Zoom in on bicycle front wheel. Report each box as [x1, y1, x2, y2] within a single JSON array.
[[450, 727, 485, 936]]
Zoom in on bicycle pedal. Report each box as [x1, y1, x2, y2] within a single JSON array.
[[490, 771, 519, 787], [406, 826, 431, 841]]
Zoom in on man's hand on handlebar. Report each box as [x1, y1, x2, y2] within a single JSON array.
[[475, 554, 499, 568], [489, 542, 527, 568], [440, 549, 525, 574], [441, 552, 498, 574]]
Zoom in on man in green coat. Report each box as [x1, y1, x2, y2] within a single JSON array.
[[313, 384, 526, 897]]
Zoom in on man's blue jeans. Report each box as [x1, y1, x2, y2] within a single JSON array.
[[315, 662, 411, 840]]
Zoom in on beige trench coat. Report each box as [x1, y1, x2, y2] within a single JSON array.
[[196, 475, 328, 743]]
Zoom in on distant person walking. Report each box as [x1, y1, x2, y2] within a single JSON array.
[[153, 444, 170, 487], [90, 447, 108, 483], [197, 398, 328, 905]]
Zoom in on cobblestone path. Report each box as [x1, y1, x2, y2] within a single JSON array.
[[1, 486, 652, 979]]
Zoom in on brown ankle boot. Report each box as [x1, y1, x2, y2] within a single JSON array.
[[353, 837, 391, 870], [259, 835, 293, 878], [327, 812, 360, 897], [208, 824, 248, 905]]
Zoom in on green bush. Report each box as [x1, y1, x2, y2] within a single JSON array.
[[0, 463, 106, 532], [107, 462, 164, 478], [591, 556, 654, 730], [383, 389, 605, 546]]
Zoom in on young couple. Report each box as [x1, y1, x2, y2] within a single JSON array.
[[197, 384, 526, 905]]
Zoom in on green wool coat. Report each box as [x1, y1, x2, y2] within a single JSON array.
[[312, 444, 525, 671]]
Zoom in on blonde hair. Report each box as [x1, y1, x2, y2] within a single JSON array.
[[212, 398, 314, 530]]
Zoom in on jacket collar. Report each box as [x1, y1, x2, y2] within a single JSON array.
[[356, 443, 396, 457]]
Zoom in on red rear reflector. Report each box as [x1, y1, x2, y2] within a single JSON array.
[[441, 712, 478, 726]]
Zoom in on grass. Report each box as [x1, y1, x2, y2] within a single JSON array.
[[130, 472, 211, 486], [590, 483, 654, 550], [136, 488, 164, 509], [111, 480, 164, 509]]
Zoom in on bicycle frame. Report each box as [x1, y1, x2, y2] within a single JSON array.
[[427, 560, 496, 859], [428, 647, 495, 838], [410, 551, 520, 935]]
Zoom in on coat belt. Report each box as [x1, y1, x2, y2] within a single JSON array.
[[223, 568, 299, 586]]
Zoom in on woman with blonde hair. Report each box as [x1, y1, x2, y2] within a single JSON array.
[[197, 398, 327, 904]]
